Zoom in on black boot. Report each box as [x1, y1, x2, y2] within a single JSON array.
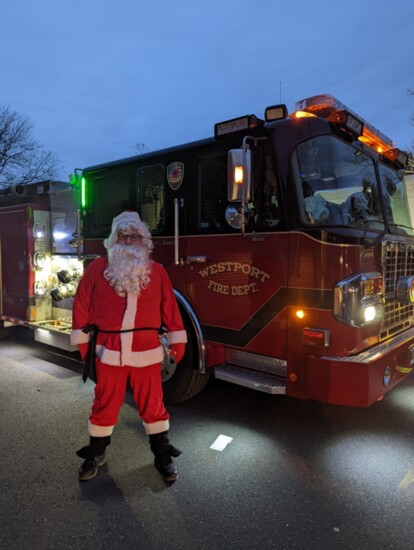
[[76, 436, 111, 481], [149, 431, 182, 482]]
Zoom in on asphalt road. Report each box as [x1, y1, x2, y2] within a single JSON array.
[[1, 327, 414, 550]]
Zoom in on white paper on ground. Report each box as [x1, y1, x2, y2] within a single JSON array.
[[210, 434, 233, 451]]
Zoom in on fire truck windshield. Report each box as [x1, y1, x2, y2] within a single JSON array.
[[292, 135, 414, 236]]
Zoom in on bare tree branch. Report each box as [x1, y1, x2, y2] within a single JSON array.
[[0, 105, 62, 189], [134, 142, 149, 154]]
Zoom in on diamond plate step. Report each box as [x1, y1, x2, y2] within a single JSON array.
[[214, 364, 286, 395]]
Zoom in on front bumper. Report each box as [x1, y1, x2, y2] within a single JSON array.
[[305, 326, 414, 407]]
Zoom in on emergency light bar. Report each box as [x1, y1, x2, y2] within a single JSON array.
[[331, 109, 364, 137], [294, 94, 366, 138], [384, 148, 409, 167], [293, 94, 407, 166], [214, 114, 263, 138]]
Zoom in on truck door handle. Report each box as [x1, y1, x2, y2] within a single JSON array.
[[185, 255, 207, 263]]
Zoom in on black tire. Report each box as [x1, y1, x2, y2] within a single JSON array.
[[162, 315, 211, 404]]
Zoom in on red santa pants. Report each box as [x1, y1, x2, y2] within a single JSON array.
[[88, 360, 170, 436]]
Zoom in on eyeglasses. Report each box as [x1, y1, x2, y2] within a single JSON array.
[[117, 233, 141, 242]]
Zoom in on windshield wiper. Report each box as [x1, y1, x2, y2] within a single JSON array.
[[363, 229, 386, 248], [388, 222, 414, 232]]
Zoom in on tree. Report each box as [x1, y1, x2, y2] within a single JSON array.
[[133, 142, 149, 155], [0, 105, 62, 190]]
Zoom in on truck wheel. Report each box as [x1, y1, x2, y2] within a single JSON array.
[[161, 318, 211, 404]]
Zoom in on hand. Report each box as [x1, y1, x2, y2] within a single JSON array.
[[170, 343, 185, 364], [78, 342, 89, 361]]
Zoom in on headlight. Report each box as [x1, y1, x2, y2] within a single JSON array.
[[334, 272, 383, 327], [361, 302, 381, 324]]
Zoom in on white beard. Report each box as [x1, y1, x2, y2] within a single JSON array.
[[104, 243, 151, 297]]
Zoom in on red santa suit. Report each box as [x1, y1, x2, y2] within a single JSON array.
[[71, 256, 187, 438]]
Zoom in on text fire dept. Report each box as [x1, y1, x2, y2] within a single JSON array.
[[198, 262, 270, 296]]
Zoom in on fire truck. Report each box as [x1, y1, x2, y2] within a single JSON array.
[[1, 94, 414, 407]]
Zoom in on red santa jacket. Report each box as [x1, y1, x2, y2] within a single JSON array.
[[70, 257, 187, 367]]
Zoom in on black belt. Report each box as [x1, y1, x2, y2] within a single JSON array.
[[81, 324, 161, 383]]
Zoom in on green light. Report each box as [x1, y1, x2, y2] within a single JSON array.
[[81, 177, 86, 208], [69, 173, 78, 185]]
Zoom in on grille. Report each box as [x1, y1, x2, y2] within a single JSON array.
[[381, 241, 414, 338]]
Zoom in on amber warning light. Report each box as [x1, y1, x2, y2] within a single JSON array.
[[234, 166, 244, 184]]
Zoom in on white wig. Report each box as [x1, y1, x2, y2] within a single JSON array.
[[104, 211, 154, 253]]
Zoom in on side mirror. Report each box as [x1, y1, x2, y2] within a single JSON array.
[[228, 149, 251, 202], [225, 204, 242, 229]]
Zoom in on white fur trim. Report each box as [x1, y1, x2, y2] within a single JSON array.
[[70, 329, 91, 345], [120, 292, 138, 364], [167, 330, 188, 344], [95, 346, 121, 365], [143, 419, 170, 435], [88, 420, 114, 437], [96, 344, 164, 367], [112, 211, 142, 229], [122, 293, 139, 330]]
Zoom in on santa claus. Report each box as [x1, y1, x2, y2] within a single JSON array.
[[71, 210, 187, 482]]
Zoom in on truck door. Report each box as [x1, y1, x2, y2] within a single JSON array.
[[183, 143, 288, 362]]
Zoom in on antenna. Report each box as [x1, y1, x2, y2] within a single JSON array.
[[279, 81, 282, 103]]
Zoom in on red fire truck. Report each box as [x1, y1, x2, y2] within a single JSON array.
[[1, 94, 413, 407]]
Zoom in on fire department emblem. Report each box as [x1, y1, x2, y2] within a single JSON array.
[[167, 162, 184, 190]]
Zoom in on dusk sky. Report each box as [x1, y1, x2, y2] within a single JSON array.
[[1, 0, 413, 181]]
